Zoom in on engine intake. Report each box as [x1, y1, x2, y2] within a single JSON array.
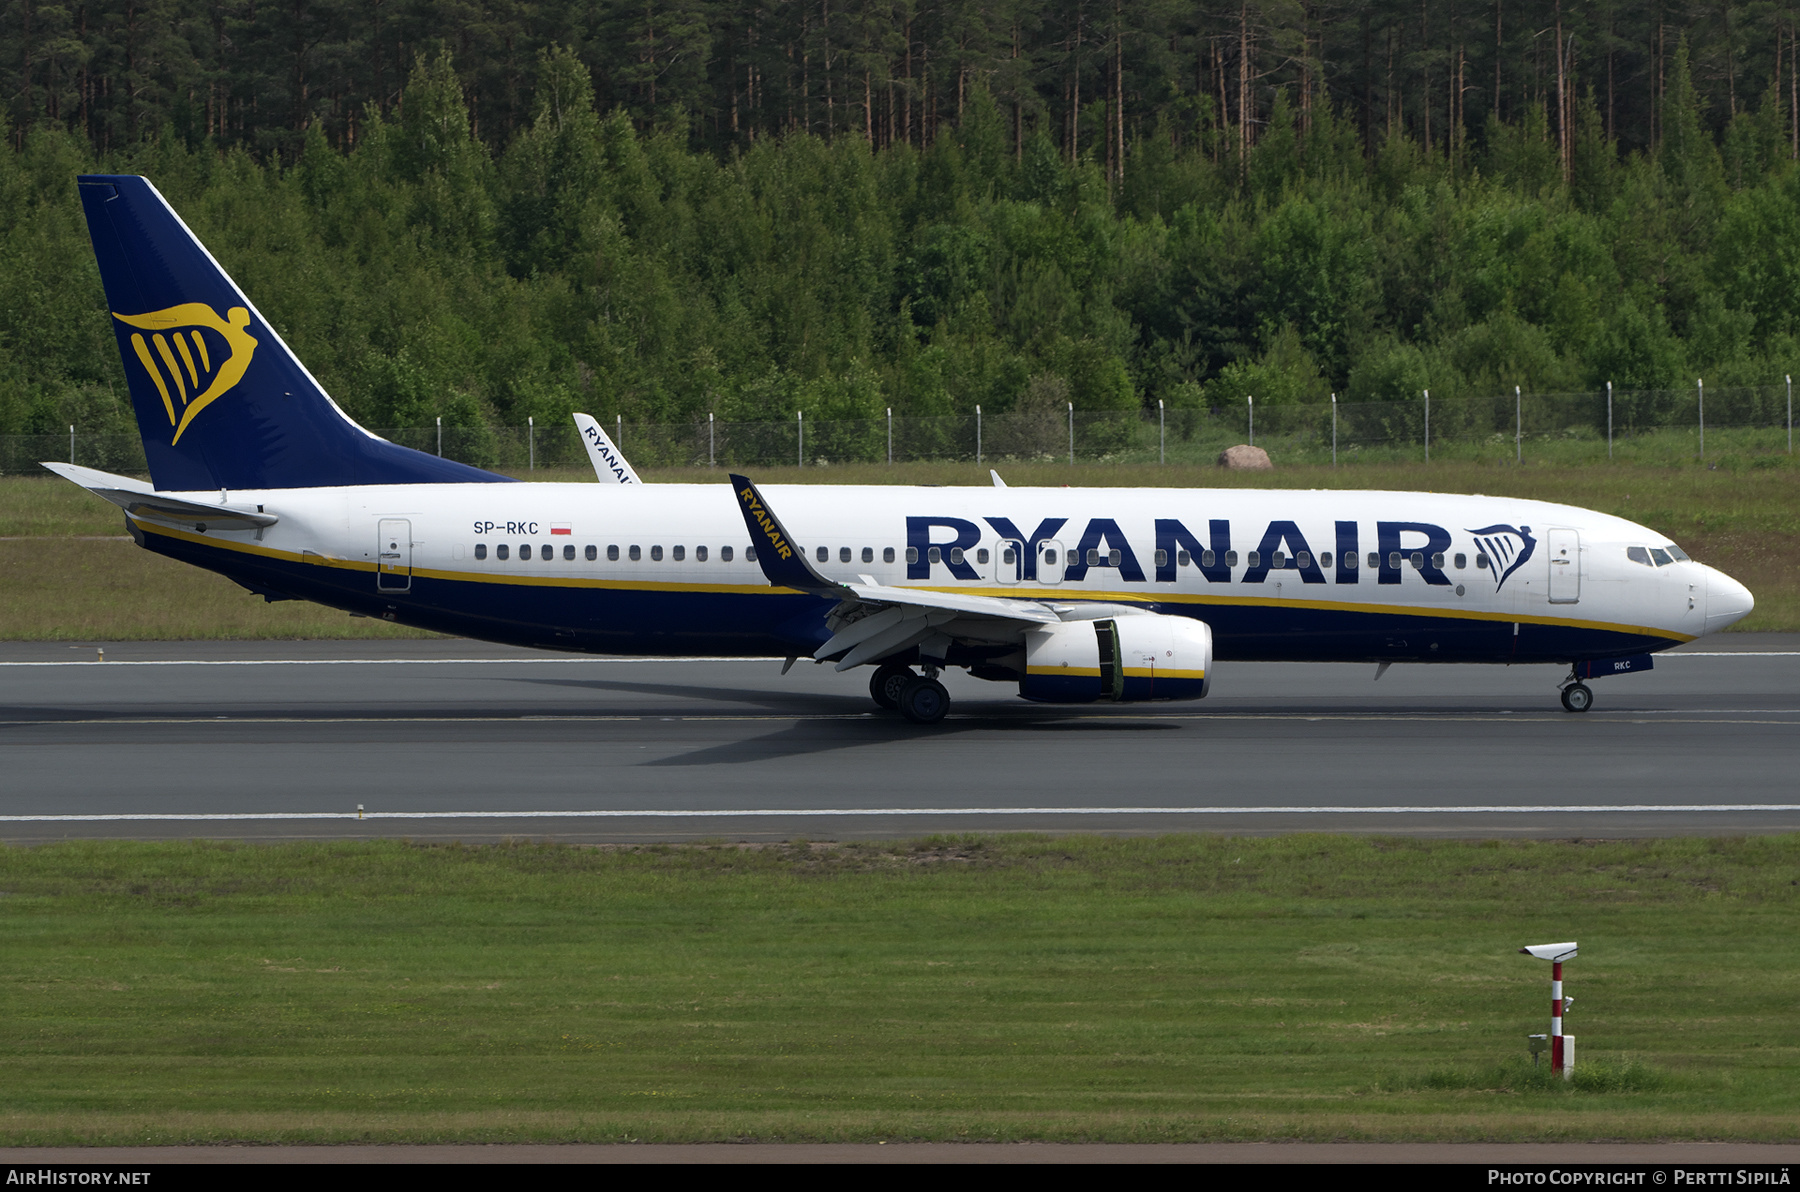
[[1018, 614, 1212, 703]]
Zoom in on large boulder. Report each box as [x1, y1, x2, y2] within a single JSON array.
[[1217, 444, 1273, 470]]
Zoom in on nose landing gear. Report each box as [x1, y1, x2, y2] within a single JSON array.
[[1559, 681, 1593, 713]]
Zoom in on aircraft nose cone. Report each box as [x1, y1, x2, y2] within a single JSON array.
[[1704, 567, 1754, 635]]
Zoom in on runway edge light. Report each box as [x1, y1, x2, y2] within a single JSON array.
[[1519, 941, 1577, 1079]]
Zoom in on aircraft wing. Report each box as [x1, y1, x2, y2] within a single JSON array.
[[573, 413, 642, 483], [727, 472, 1057, 670], [42, 461, 278, 532]]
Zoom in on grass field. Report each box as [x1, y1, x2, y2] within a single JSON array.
[[2, 456, 1795, 637], [0, 834, 1795, 1144]]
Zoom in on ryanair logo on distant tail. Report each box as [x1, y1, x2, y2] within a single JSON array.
[[113, 304, 258, 443], [1468, 523, 1536, 592]]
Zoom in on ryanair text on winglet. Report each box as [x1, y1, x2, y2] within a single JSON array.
[[739, 486, 794, 560]]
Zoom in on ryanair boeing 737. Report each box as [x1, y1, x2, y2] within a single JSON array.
[[47, 175, 1755, 723]]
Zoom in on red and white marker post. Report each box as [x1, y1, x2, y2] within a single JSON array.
[[1519, 942, 1578, 1078]]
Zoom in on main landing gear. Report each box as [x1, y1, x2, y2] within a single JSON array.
[[869, 662, 950, 725]]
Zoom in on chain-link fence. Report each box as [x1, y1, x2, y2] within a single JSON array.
[[7, 383, 1794, 478]]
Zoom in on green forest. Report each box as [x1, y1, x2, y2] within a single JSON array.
[[2, 1, 1799, 444]]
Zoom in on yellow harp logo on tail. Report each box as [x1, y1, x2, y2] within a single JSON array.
[[113, 304, 258, 444]]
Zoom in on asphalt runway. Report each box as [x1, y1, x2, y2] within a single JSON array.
[[2, 635, 1797, 842]]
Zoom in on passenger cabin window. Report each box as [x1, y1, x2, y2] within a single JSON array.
[[672, 545, 685, 561], [564, 545, 575, 561], [1042, 549, 1057, 565], [883, 547, 895, 563], [1453, 553, 1466, 569], [1410, 552, 1424, 569], [1343, 551, 1357, 569], [906, 547, 919, 564], [839, 547, 851, 563], [651, 545, 663, 561], [721, 546, 733, 562], [629, 545, 641, 561], [1224, 551, 1238, 567], [540, 543, 550, 560], [696, 545, 708, 562], [1004, 547, 1018, 564], [1201, 550, 1216, 568], [1271, 552, 1286, 568], [927, 547, 941, 564], [520, 544, 533, 560], [1296, 551, 1311, 568], [1246, 551, 1261, 568], [474, 544, 487, 560], [1320, 551, 1333, 568], [1476, 553, 1490, 569], [586, 545, 598, 561], [607, 545, 620, 561], [1177, 549, 1190, 566], [1431, 552, 1445, 569], [1389, 551, 1402, 569], [949, 547, 965, 565], [496, 544, 509, 560], [817, 546, 829, 563], [1368, 552, 1380, 569], [746, 546, 756, 562], [1155, 549, 1168, 567], [862, 547, 873, 563], [1649, 547, 1673, 566], [976, 548, 989, 564]]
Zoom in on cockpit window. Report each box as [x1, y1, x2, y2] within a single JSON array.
[[1649, 547, 1673, 567], [1626, 546, 1652, 566], [1666, 544, 1690, 561]]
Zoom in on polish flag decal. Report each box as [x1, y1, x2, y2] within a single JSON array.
[[550, 523, 573, 536]]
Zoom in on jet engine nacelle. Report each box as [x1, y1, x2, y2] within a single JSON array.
[[1018, 613, 1212, 704]]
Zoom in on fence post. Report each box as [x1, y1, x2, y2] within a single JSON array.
[[1606, 382, 1613, 461], [887, 407, 893, 464], [1248, 394, 1254, 446], [1423, 389, 1430, 463], [1515, 385, 1522, 465], [797, 410, 803, 468], [1067, 402, 1074, 464], [1698, 378, 1705, 461], [709, 411, 715, 468], [1159, 399, 1165, 465], [976, 404, 982, 464], [1788, 375, 1793, 454], [69, 424, 74, 465], [528, 416, 534, 471], [1331, 393, 1338, 466], [436, 415, 442, 457], [617, 414, 622, 450]]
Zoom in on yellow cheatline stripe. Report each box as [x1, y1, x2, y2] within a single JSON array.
[[1123, 667, 1207, 679], [1027, 665, 1101, 677], [134, 521, 797, 595], [130, 522, 1693, 641], [938, 583, 1692, 643]]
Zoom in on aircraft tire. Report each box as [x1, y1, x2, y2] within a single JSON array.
[[870, 663, 914, 710], [1561, 682, 1593, 713], [898, 676, 950, 725]]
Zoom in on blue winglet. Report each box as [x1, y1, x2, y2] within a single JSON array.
[[728, 474, 839, 594], [77, 174, 513, 491]]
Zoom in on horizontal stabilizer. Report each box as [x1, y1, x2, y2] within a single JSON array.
[[42, 461, 277, 532]]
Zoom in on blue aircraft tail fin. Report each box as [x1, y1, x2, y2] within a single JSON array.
[[77, 174, 512, 490]]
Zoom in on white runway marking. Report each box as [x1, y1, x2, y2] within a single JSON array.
[[4, 804, 1798, 822]]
